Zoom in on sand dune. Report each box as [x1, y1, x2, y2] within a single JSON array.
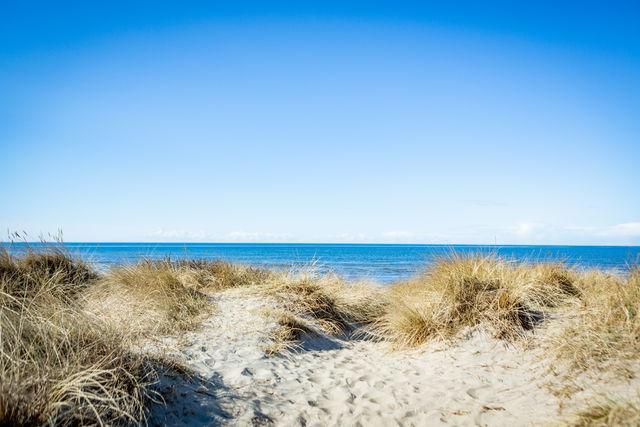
[[4, 246, 639, 426], [146, 288, 623, 426]]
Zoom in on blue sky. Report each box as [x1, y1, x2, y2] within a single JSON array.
[[1, 1, 639, 244]]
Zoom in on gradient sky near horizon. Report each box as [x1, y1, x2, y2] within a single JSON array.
[[1, 1, 639, 244]]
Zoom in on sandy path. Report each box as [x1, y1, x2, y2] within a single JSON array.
[[148, 288, 565, 426]]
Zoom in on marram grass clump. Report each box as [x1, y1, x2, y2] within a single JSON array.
[[82, 258, 270, 337], [83, 259, 212, 337], [0, 247, 152, 426], [263, 309, 313, 355], [570, 395, 640, 427], [172, 258, 272, 291], [257, 269, 387, 335], [0, 246, 97, 303], [370, 254, 581, 349], [555, 267, 640, 372]]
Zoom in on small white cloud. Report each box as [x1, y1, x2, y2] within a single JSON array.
[[603, 222, 640, 237], [328, 233, 373, 243], [151, 229, 207, 240], [506, 221, 640, 244], [221, 231, 295, 242], [514, 221, 546, 238]]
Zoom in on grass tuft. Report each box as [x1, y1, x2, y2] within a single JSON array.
[[258, 269, 386, 335], [555, 267, 640, 372], [570, 396, 640, 426], [263, 310, 313, 355], [83, 259, 211, 337], [0, 247, 151, 426], [370, 254, 582, 348], [0, 246, 97, 304], [172, 258, 272, 291]]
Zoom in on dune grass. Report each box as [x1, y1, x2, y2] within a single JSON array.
[[367, 252, 639, 375], [256, 270, 386, 335], [0, 246, 151, 425], [370, 254, 581, 349], [554, 267, 640, 372], [263, 309, 313, 355], [83, 258, 271, 337], [117, 253, 632, 368], [570, 396, 640, 426], [83, 259, 211, 337], [0, 245, 97, 303], [171, 258, 272, 291]]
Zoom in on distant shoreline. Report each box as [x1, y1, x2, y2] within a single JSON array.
[[5, 242, 640, 247]]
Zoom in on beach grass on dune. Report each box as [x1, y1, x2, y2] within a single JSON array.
[[256, 270, 387, 335], [369, 254, 582, 349], [366, 253, 639, 374], [83, 257, 271, 337], [0, 247, 151, 426], [83, 259, 211, 337], [554, 267, 640, 372], [0, 245, 98, 303], [171, 258, 272, 291], [570, 395, 640, 426], [263, 309, 313, 355]]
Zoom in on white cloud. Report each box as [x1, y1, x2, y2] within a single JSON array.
[[599, 222, 640, 238], [514, 221, 545, 238], [150, 229, 207, 240], [148, 229, 296, 242], [324, 233, 374, 243], [146, 222, 640, 244], [220, 231, 295, 242], [504, 221, 640, 245]]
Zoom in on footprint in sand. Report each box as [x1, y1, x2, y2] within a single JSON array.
[[466, 384, 491, 400], [356, 374, 373, 383], [361, 390, 390, 405]]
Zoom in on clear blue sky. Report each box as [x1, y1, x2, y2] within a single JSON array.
[[1, 1, 639, 244]]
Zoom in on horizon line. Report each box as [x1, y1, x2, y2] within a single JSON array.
[[3, 241, 640, 247]]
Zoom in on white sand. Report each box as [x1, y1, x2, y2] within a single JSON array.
[[147, 289, 640, 426]]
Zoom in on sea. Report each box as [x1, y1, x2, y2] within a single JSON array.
[[4, 243, 639, 284]]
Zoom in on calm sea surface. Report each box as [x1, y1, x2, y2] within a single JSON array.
[[5, 243, 639, 284]]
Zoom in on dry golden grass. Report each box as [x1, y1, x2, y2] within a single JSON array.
[[83, 259, 211, 337], [368, 252, 639, 373], [172, 258, 271, 291], [370, 254, 581, 349], [0, 247, 151, 426], [555, 267, 640, 372], [515, 261, 581, 307], [83, 258, 271, 336], [263, 310, 313, 355], [570, 396, 640, 426], [257, 269, 386, 335], [0, 246, 97, 303]]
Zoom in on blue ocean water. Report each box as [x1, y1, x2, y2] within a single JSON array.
[[4, 243, 639, 284]]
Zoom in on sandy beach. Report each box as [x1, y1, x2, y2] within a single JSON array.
[[3, 247, 640, 426], [146, 287, 640, 426]]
